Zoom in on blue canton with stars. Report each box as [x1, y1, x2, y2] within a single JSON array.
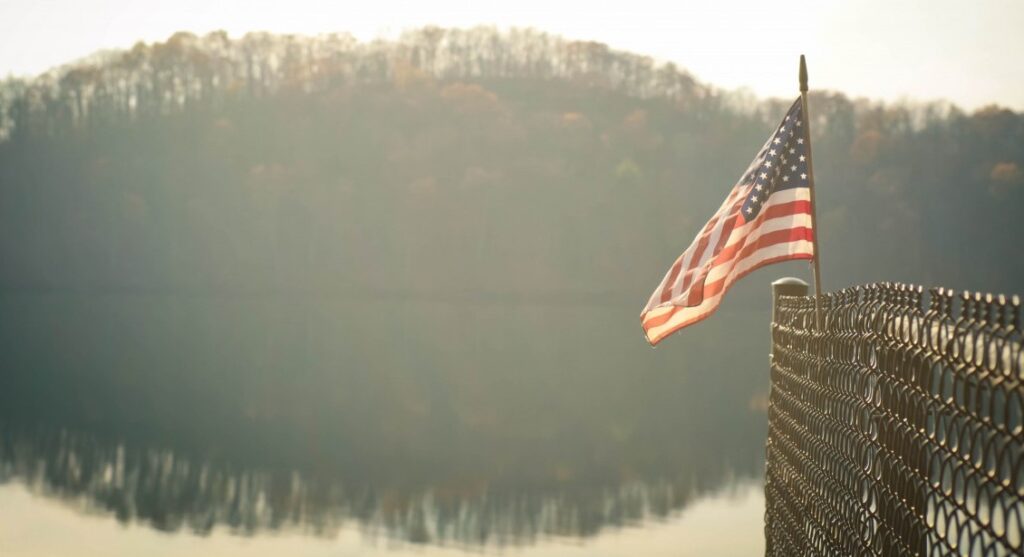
[[739, 98, 809, 220]]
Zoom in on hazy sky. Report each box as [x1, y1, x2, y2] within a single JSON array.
[[1, 0, 1022, 110]]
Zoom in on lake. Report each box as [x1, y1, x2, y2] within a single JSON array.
[[0, 291, 774, 555]]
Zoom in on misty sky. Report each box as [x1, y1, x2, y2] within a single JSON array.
[[1, 0, 1022, 111]]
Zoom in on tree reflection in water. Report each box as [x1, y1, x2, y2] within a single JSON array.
[[0, 295, 771, 547], [1, 420, 756, 546]]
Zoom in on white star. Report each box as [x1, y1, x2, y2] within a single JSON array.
[[789, 148, 796, 154], [773, 138, 781, 144], [801, 173, 807, 180], [797, 138, 804, 144], [745, 206, 753, 214], [791, 165, 797, 171], [755, 184, 763, 191], [764, 161, 772, 168], [799, 155, 806, 162], [796, 120, 802, 126], [751, 195, 758, 202], [783, 175, 790, 182], [769, 149, 777, 156], [759, 172, 768, 179]]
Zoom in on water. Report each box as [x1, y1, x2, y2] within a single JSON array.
[[0, 292, 772, 555]]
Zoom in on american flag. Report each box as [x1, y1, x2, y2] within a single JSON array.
[[641, 98, 815, 345]]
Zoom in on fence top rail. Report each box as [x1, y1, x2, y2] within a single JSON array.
[[776, 281, 1022, 332]]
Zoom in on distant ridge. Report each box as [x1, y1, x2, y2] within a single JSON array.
[[0, 26, 1021, 297]]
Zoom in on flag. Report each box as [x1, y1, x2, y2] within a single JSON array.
[[641, 98, 815, 345]]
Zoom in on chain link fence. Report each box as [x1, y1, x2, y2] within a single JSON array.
[[765, 282, 1023, 556]]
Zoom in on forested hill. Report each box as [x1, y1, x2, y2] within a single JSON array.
[[1, 27, 1022, 299]]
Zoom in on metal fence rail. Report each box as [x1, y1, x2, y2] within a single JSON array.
[[765, 282, 1023, 556]]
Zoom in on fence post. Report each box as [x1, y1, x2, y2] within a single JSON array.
[[771, 277, 809, 327], [766, 277, 809, 555]]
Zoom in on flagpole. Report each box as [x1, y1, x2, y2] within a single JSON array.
[[799, 54, 824, 330]]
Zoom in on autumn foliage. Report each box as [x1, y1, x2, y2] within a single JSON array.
[[0, 27, 1021, 296]]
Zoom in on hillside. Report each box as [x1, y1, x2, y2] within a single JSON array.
[[0, 27, 1022, 298]]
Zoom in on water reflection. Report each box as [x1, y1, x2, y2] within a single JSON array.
[[0, 293, 771, 548], [1, 423, 755, 546]]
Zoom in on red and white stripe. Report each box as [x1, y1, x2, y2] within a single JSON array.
[[640, 186, 814, 345]]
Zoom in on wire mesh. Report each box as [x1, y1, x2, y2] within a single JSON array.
[[765, 282, 1024, 556]]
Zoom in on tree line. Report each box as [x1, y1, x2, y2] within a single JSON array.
[[0, 27, 1021, 299]]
